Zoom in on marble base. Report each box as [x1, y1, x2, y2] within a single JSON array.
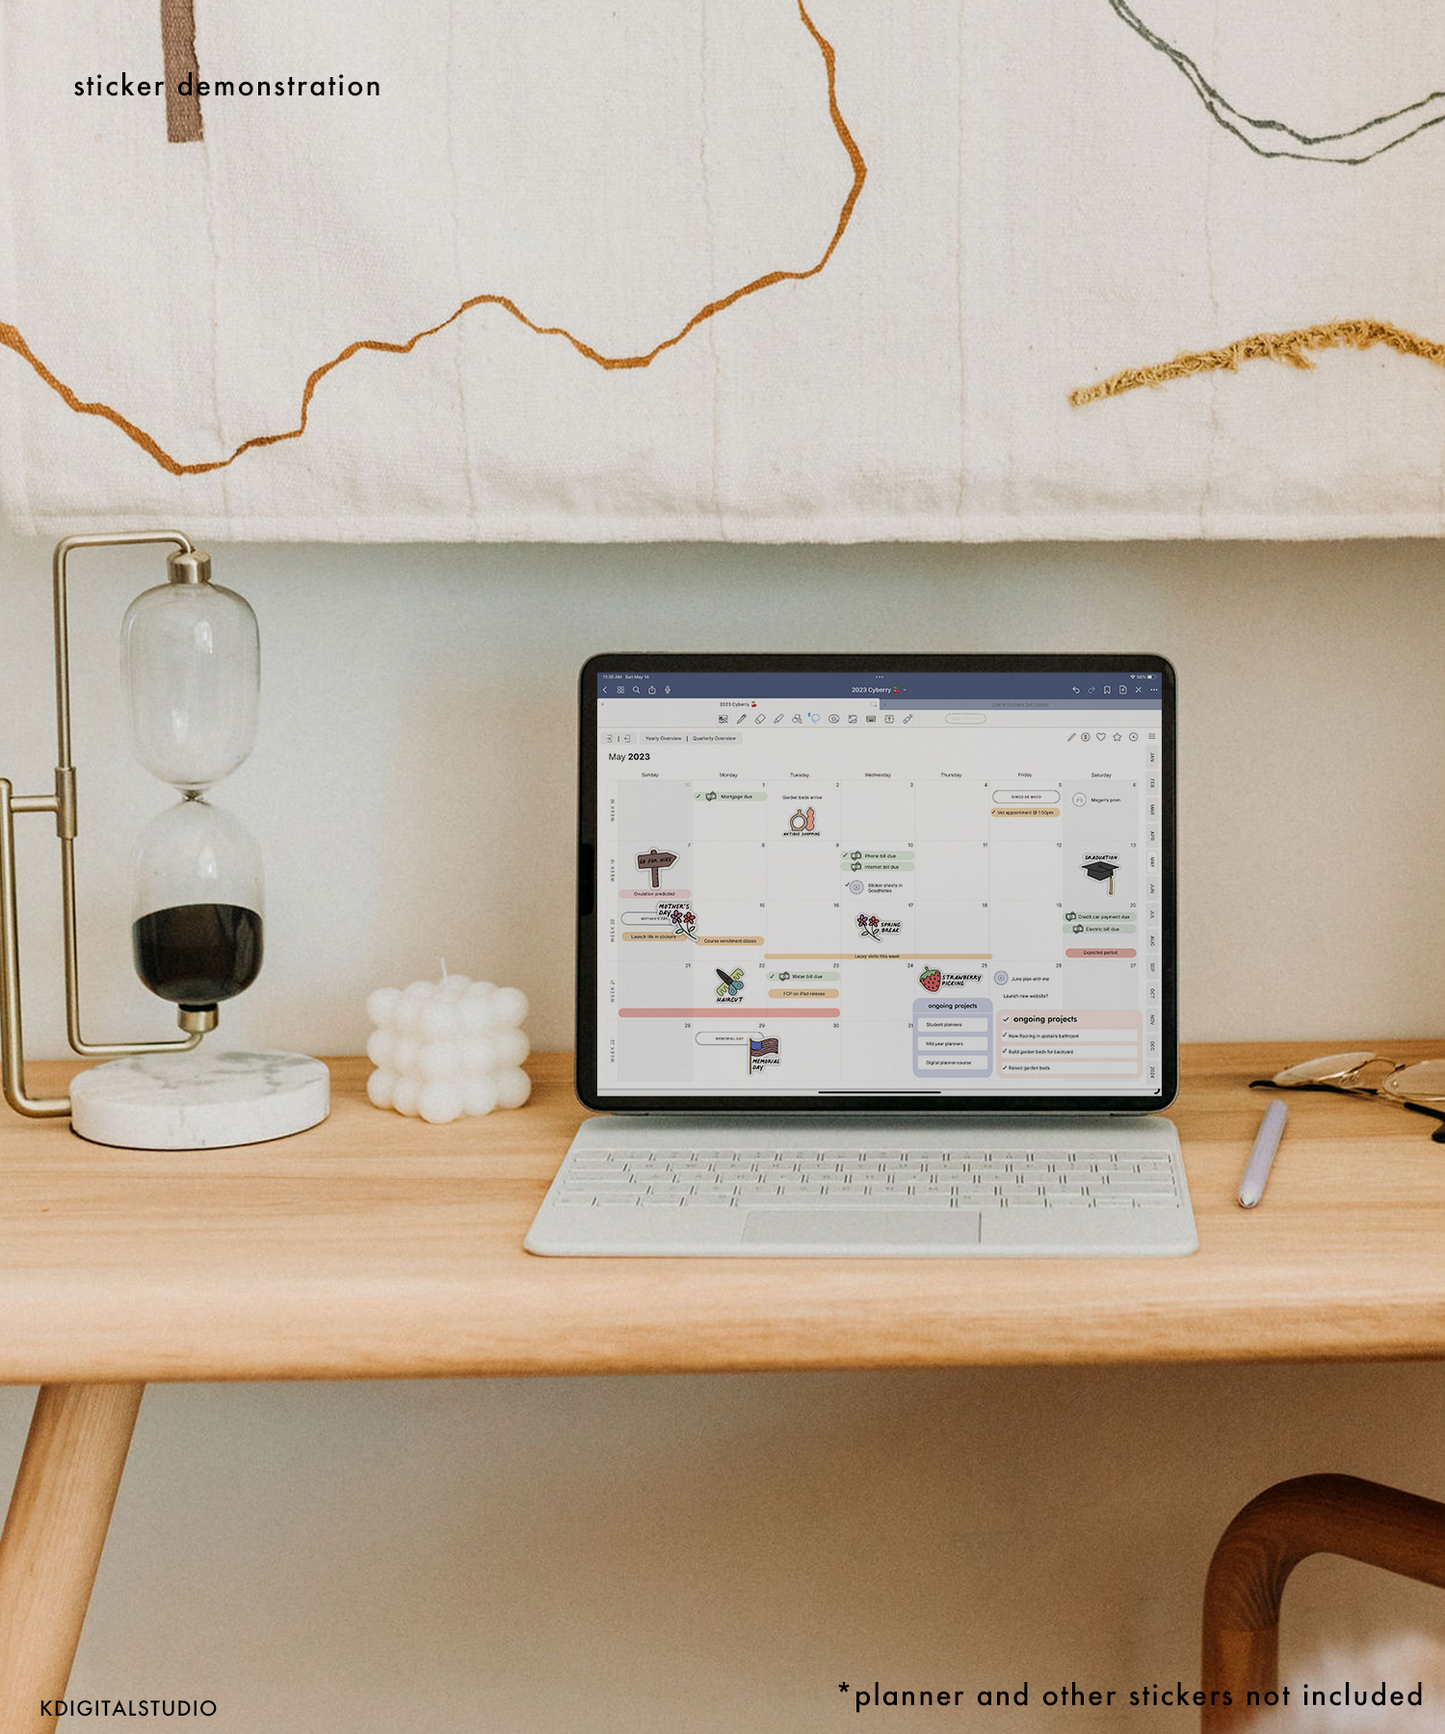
[[69, 1050, 330, 1150]]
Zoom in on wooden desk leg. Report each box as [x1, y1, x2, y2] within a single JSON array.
[[0, 1384, 144, 1734]]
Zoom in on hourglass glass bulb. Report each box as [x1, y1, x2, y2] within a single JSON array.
[[121, 551, 259, 794], [131, 798, 264, 1017]]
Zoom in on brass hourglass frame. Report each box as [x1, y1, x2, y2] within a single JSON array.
[[0, 531, 208, 1120]]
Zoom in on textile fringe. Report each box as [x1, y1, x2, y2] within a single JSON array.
[[1070, 319, 1445, 406]]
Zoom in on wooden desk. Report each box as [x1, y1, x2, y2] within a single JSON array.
[[2, 1043, 1442, 1382], [0, 1042, 1441, 1728]]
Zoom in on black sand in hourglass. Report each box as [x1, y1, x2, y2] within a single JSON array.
[[132, 902, 264, 1011]]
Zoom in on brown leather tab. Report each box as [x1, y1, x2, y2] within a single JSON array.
[[161, 0, 202, 143]]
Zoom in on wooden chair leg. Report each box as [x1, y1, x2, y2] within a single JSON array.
[[1201, 1473, 1445, 1733], [0, 1384, 144, 1734]]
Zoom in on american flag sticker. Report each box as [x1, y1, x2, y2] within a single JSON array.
[[750, 1037, 780, 1073]]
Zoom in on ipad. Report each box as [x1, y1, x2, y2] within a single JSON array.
[[576, 654, 1176, 1116]]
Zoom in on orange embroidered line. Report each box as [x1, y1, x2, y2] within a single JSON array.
[[0, 0, 865, 478], [1070, 318, 1445, 406]]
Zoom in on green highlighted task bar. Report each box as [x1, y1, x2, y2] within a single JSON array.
[[842, 851, 915, 871]]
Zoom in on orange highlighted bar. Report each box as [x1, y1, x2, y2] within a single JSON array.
[[769, 988, 839, 999], [618, 1006, 840, 1018], [622, 933, 684, 942], [694, 936, 764, 946]]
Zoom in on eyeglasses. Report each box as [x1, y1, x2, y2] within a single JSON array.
[[1250, 1052, 1445, 1143]]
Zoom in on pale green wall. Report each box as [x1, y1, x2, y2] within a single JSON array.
[[4, 527, 1442, 1056]]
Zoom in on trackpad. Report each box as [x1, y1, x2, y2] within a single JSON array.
[[742, 1210, 981, 1246]]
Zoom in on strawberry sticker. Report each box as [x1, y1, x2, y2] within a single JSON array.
[[919, 969, 942, 993]]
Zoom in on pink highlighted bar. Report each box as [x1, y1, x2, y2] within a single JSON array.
[[1065, 947, 1136, 958], [619, 1006, 840, 1018]]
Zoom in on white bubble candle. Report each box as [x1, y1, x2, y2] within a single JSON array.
[[365, 970, 531, 1124]]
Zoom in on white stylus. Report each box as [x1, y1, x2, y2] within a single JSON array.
[[1237, 1099, 1289, 1208]]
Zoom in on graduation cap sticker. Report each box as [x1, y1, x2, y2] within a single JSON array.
[[1082, 860, 1117, 895]]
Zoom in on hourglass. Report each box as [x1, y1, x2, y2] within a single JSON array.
[[123, 545, 265, 1032], [0, 531, 329, 1148]]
